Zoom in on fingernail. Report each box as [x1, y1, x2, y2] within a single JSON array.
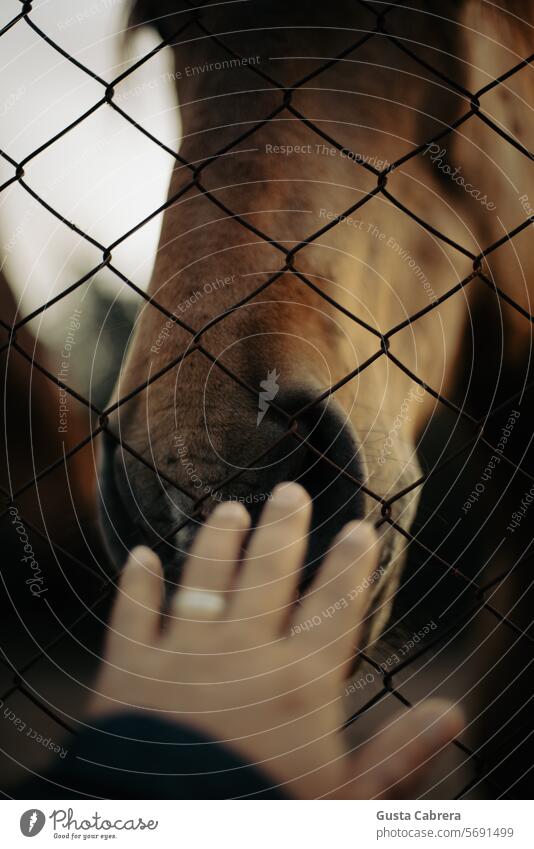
[[338, 520, 377, 547], [272, 482, 309, 505], [213, 501, 250, 524], [129, 546, 161, 573], [419, 701, 465, 742]]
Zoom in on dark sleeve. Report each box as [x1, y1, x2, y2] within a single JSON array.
[[18, 713, 288, 800]]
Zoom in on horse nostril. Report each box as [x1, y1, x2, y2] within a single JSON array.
[[97, 391, 365, 581], [282, 391, 366, 574]]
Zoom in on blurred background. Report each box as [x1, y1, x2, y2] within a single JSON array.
[[0, 0, 175, 328]]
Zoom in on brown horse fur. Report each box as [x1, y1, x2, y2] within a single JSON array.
[[100, 0, 534, 644]]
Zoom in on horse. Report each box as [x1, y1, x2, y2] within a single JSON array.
[[99, 0, 534, 648]]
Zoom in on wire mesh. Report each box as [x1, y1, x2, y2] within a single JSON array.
[[1, 0, 534, 799]]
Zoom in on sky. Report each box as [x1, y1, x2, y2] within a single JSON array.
[[0, 0, 180, 335]]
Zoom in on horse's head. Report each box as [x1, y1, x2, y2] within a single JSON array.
[[99, 0, 534, 642]]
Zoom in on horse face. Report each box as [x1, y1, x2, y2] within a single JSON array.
[[99, 0, 534, 641], [99, 272, 374, 582]]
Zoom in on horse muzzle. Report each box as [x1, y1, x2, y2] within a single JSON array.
[[98, 387, 369, 587]]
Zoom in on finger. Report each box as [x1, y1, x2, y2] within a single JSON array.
[[180, 501, 250, 594], [108, 546, 163, 648], [229, 482, 312, 633], [162, 502, 249, 649], [292, 521, 380, 678], [339, 699, 465, 799]]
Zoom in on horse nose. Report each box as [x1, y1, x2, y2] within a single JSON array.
[[280, 389, 367, 572], [98, 390, 366, 576]]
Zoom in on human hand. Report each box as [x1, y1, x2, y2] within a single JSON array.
[[89, 483, 464, 798]]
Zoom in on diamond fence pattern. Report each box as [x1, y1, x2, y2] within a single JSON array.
[[1, 0, 534, 799]]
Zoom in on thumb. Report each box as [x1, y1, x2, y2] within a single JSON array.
[[333, 698, 465, 799]]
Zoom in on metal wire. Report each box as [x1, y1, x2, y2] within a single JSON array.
[[1, 0, 534, 799]]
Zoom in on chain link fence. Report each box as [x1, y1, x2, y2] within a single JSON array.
[[1, 0, 534, 798]]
